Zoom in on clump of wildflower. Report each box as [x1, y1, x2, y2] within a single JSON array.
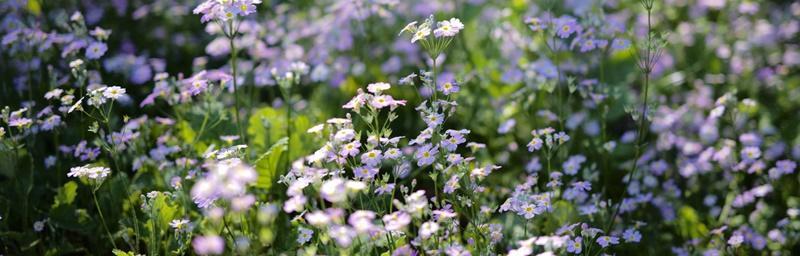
[[527, 127, 570, 152], [193, 0, 262, 23], [190, 158, 257, 209], [399, 15, 463, 57], [67, 164, 111, 181], [193, 235, 225, 255]]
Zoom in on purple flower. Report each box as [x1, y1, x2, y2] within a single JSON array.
[[383, 211, 411, 231], [360, 150, 383, 167], [441, 131, 466, 152], [571, 181, 592, 192], [41, 115, 62, 131], [384, 148, 402, 160], [353, 166, 379, 180], [193, 235, 224, 255], [375, 183, 395, 195], [728, 233, 744, 247], [415, 144, 439, 167], [566, 237, 582, 254], [596, 236, 620, 248], [443, 175, 460, 194], [776, 160, 797, 174], [556, 17, 579, 38], [525, 17, 547, 31], [623, 228, 642, 243], [348, 210, 377, 233], [527, 137, 543, 152], [193, 0, 262, 23], [424, 112, 444, 128], [85, 42, 107, 59], [498, 119, 516, 134], [283, 195, 306, 213], [320, 178, 347, 203], [328, 225, 356, 247], [579, 38, 597, 52], [562, 155, 587, 175], [740, 146, 761, 162], [438, 81, 460, 95], [519, 203, 542, 219], [392, 245, 417, 256], [611, 38, 630, 50], [296, 227, 313, 244], [340, 141, 361, 157]]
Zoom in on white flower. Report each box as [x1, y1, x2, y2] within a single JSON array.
[[411, 26, 431, 43], [170, 219, 191, 232], [33, 219, 48, 232], [420, 221, 439, 239], [103, 86, 126, 100], [399, 21, 418, 36], [448, 18, 464, 30], [434, 18, 463, 37], [69, 59, 84, 69], [68, 98, 84, 113], [367, 82, 391, 93], [307, 124, 325, 134], [67, 164, 111, 180]]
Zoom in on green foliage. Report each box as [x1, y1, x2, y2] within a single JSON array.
[[676, 206, 709, 239], [254, 137, 288, 191]]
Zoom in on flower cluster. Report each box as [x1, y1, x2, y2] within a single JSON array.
[[193, 0, 262, 23], [67, 164, 111, 181]]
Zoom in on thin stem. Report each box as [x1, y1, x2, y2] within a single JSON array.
[[286, 89, 292, 162], [228, 21, 246, 146], [93, 190, 118, 249], [432, 56, 438, 102], [524, 218, 528, 238], [605, 6, 654, 234]]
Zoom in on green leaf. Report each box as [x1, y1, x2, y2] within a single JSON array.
[[53, 181, 78, 207], [151, 193, 179, 229], [27, 0, 41, 15], [247, 107, 284, 151], [111, 249, 135, 256], [247, 106, 313, 159], [676, 206, 708, 239], [254, 138, 288, 191]]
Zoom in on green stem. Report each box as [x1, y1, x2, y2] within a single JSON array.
[[93, 190, 118, 249], [228, 21, 246, 147]]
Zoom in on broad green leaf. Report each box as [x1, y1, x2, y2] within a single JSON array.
[[254, 138, 288, 190], [676, 206, 708, 239], [53, 181, 78, 207]]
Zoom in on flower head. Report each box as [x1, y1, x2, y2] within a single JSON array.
[[67, 164, 111, 181], [102, 86, 126, 100], [85, 42, 107, 59], [434, 18, 463, 37]]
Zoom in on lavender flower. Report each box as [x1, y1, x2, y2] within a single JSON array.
[[85, 42, 107, 59], [193, 235, 224, 255], [297, 227, 313, 244], [415, 144, 439, 166], [383, 211, 412, 231], [566, 237, 582, 254], [596, 236, 620, 248]]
